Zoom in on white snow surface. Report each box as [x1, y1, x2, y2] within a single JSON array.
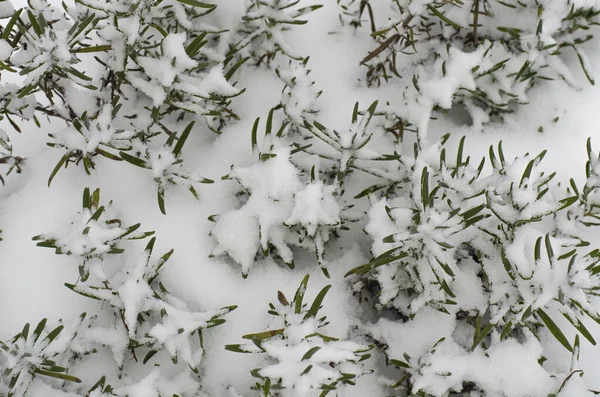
[[3, 0, 600, 396]]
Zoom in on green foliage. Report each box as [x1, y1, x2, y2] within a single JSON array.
[[0, 316, 85, 397], [226, 275, 372, 396], [338, 0, 599, 129], [32, 187, 154, 281]]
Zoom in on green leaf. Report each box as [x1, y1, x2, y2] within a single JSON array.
[[68, 13, 96, 44], [173, 121, 194, 157], [421, 166, 430, 208], [354, 184, 387, 199], [545, 234, 554, 263], [242, 329, 284, 340], [251, 117, 260, 152], [224, 57, 248, 81], [71, 44, 112, 53], [300, 364, 313, 376], [472, 318, 494, 350], [537, 309, 573, 352], [461, 204, 486, 221], [175, 0, 216, 8], [345, 248, 409, 277], [500, 321, 514, 340], [34, 369, 81, 383], [32, 318, 47, 343], [294, 274, 310, 314], [186, 32, 208, 57], [82, 187, 91, 210], [558, 195, 579, 210], [21, 323, 30, 340], [158, 185, 166, 215], [266, 108, 274, 136], [143, 350, 158, 364], [119, 151, 148, 168], [3, 8, 23, 41], [27, 10, 43, 36], [48, 154, 69, 187], [455, 135, 466, 173], [563, 314, 596, 346], [351, 102, 359, 124], [224, 344, 253, 353], [389, 358, 409, 368], [44, 325, 64, 344], [66, 66, 94, 82], [427, 4, 464, 29], [88, 206, 105, 222], [301, 346, 321, 361], [305, 285, 331, 319]]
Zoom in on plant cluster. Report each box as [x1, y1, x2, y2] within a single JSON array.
[[338, 0, 599, 131], [226, 275, 372, 397], [2, 0, 600, 396]]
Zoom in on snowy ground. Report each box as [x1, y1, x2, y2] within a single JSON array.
[[2, 0, 600, 395]]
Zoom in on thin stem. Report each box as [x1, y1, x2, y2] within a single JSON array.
[[472, 0, 480, 46]]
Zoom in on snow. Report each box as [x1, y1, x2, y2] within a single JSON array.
[[0, 39, 11, 61], [3, 0, 600, 396], [0, 1, 14, 18], [410, 335, 555, 397]]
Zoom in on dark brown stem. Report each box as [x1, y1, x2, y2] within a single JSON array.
[[360, 34, 400, 65], [360, 14, 414, 65]]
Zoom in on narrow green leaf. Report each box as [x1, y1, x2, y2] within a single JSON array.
[[242, 329, 284, 340], [143, 350, 158, 364], [28, 10, 43, 36], [537, 309, 573, 352], [44, 325, 64, 344], [472, 321, 494, 350], [158, 186, 166, 215], [34, 369, 81, 383], [421, 166, 429, 208], [3, 8, 23, 40], [48, 154, 69, 187], [33, 319, 47, 343], [251, 117, 260, 151], [305, 285, 331, 319], [186, 32, 208, 57], [294, 274, 310, 314], [119, 151, 148, 168], [173, 121, 194, 157], [175, 0, 216, 8], [71, 44, 112, 53], [301, 346, 321, 361]]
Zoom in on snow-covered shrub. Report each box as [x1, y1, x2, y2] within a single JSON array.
[[211, 135, 343, 277], [66, 236, 236, 372], [338, 0, 600, 129], [564, 138, 600, 228], [25, 187, 237, 394], [32, 187, 154, 281], [343, 134, 600, 395], [226, 275, 372, 396], [276, 57, 322, 127], [232, 0, 323, 64], [3, 0, 600, 396], [0, 0, 244, 190], [0, 316, 85, 397], [119, 121, 215, 214]]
